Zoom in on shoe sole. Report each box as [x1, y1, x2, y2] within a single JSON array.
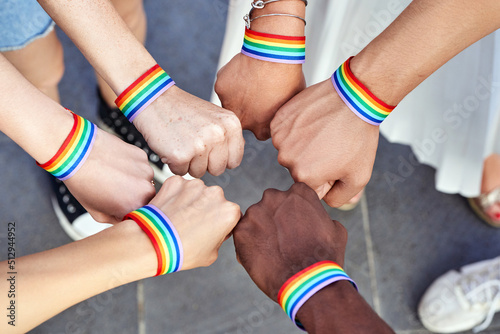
[[96, 120, 171, 184], [51, 196, 85, 241]]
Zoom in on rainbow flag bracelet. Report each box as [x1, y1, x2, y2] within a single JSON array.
[[115, 64, 175, 122], [37, 112, 96, 181], [278, 260, 357, 330], [332, 57, 396, 126], [124, 204, 183, 276], [241, 28, 305, 64]]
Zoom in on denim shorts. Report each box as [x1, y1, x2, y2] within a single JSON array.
[[0, 0, 55, 51]]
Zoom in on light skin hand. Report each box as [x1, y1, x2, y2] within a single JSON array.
[[63, 128, 156, 224], [215, 53, 305, 140], [133, 86, 245, 178], [0, 177, 239, 333], [149, 176, 241, 270], [271, 79, 379, 207]]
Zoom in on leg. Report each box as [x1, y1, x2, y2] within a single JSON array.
[[97, 0, 147, 106], [481, 154, 500, 194], [2, 29, 64, 103]]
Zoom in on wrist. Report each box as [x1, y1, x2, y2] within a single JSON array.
[[250, 1, 306, 36], [91, 219, 158, 286], [132, 84, 180, 134], [349, 50, 413, 107], [296, 281, 358, 333], [27, 108, 75, 164]]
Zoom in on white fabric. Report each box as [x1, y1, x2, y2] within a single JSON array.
[[212, 0, 500, 198]]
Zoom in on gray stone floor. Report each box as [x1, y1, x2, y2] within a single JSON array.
[[1, 0, 500, 333]]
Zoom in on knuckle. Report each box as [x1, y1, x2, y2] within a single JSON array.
[[187, 178, 205, 188], [261, 188, 281, 203], [224, 114, 242, 132], [291, 166, 310, 183], [206, 252, 219, 267], [170, 150, 192, 165], [165, 175, 186, 187], [276, 150, 291, 167], [290, 182, 312, 194], [205, 185, 224, 197]]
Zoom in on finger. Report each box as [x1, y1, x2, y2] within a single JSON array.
[[254, 126, 271, 141], [225, 118, 245, 169], [322, 179, 362, 208], [207, 141, 228, 176], [188, 149, 209, 178], [167, 161, 190, 177], [288, 182, 320, 200]]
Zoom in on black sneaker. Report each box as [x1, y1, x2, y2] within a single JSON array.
[[96, 90, 187, 183], [49, 177, 112, 241]]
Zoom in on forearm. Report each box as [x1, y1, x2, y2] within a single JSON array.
[[350, 0, 500, 105], [37, 0, 156, 94], [0, 54, 73, 163], [0, 220, 156, 333], [297, 281, 395, 334]]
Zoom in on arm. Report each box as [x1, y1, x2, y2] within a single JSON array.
[[0, 176, 240, 333], [271, 0, 500, 207], [214, 0, 306, 140], [0, 54, 155, 223], [233, 183, 394, 333], [37, 0, 244, 177]]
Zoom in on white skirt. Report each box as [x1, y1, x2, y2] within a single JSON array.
[[212, 0, 500, 197]]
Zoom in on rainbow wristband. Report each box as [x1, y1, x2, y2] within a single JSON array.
[[115, 64, 175, 122], [278, 261, 357, 330], [37, 112, 96, 181], [332, 57, 396, 126], [242, 28, 305, 64], [124, 204, 183, 276]]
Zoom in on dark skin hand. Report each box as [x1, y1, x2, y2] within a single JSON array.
[[233, 183, 395, 334]]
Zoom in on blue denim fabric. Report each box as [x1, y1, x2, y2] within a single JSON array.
[[0, 0, 54, 51]]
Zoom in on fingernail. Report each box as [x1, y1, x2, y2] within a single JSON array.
[[161, 158, 168, 164]]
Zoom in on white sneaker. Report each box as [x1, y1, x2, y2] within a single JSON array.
[[418, 256, 500, 333]]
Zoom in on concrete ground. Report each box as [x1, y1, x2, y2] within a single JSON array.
[[1, 0, 500, 333]]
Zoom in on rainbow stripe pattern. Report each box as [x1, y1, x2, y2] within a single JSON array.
[[242, 28, 305, 64], [332, 57, 396, 126], [115, 64, 175, 122], [278, 261, 357, 329], [37, 112, 96, 181], [124, 204, 183, 276]]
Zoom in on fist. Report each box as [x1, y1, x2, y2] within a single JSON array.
[[271, 79, 379, 207], [215, 53, 305, 140], [150, 176, 241, 270], [233, 182, 348, 301]]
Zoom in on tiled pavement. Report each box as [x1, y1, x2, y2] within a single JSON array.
[[1, 1, 500, 333]]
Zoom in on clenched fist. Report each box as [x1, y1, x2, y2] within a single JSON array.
[[134, 86, 245, 178], [271, 79, 379, 207], [233, 182, 348, 300], [215, 54, 305, 140], [149, 176, 241, 270]]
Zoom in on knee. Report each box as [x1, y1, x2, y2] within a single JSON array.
[[32, 39, 65, 93], [40, 40, 65, 90]]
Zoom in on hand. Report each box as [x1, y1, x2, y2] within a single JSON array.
[[150, 176, 241, 270], [133, 86, 245, 178], [65, 128, 156, 224], [271, 79, 379, 207], [233, 182, 348, 301], [215, 53, 305, 140]]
